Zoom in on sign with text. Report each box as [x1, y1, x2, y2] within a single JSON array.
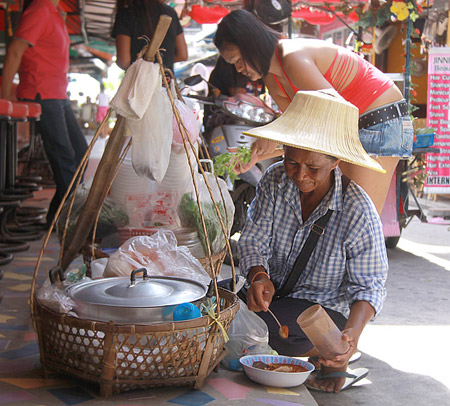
[[425, 47, 450, 194]]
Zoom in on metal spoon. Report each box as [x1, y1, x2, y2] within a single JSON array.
[[267, 308, 289, 339]]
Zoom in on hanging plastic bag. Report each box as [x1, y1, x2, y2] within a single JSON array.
[[178, 167, 234, 255], [172, 99, 200, 153], [222, 299, 274, 371], [103, 229, 210, 286], [128, 86, 173, 183]]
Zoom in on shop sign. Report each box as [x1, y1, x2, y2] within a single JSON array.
[[424, 46, 450, 194]]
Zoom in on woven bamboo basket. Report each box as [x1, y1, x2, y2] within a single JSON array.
[[30, 16, 239, 397], [33, 288, 238, 397]]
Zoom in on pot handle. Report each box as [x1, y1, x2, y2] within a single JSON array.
[[130, 268, 148, 287], [48, 266, 66, 285]]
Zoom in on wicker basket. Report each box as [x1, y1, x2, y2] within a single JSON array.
[[33, 288, 239, 397]]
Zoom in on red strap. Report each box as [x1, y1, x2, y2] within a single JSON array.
[[273, 46, 299, 101], [273, 73, 292, 102]]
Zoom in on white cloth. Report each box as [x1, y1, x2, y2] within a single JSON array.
[[110, 59, 160, 119]]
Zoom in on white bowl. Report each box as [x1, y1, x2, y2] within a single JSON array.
[[239, 354, 314, 388]]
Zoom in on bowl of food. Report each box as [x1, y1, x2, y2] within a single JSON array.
[[239, 354, 314, 388]]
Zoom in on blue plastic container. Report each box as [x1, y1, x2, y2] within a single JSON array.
[[413, 133, 434, 149]]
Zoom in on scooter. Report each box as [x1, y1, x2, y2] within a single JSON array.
[[183, 74, 278, 236]]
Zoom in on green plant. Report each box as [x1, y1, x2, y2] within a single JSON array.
[[213, 146, 252, 183]]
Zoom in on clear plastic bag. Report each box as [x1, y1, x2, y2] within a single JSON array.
[[178, 167, 234, 255], [222, 299, 274, 371], [103, 229, 210, 286], [124, 191, 181, 229], [36, 279, 76, 314], [172, 99, 199, 154]]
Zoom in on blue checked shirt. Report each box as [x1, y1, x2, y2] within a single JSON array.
[[238, 163, 388, 319]]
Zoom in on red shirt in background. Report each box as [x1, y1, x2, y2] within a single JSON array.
[[14, 0, 69, 100]]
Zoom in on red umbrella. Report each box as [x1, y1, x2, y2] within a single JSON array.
[[292, 7, 335, 25], [292, 0, 342, 4], [189, 4, 231, 24]]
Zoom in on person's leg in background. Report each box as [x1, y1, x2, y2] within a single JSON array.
[[62, 99, 88, 167], [37, 98, 88, 226]]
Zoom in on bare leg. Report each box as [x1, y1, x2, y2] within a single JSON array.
[[340, 156, 400, 215]]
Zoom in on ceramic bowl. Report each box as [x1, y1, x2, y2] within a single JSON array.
[[239, 354, 314, 388]]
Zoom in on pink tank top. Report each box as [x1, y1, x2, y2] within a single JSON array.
[[273, 46, 394, 114]]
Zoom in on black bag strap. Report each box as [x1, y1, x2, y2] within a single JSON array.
[[275, 175, 351, 299]]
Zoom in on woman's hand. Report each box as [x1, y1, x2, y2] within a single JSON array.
[[246, 269, 275, 312], [317, 327, 358, 368], [233, 139, 283, 174]]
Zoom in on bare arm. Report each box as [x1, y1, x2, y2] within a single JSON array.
[[320, 300, 375, 367], [173, 32, 187, 62], [115, 34, 131, 70], [1, 38, 30, 100]]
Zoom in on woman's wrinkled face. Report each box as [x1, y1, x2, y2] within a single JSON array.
[[284, 147, 339, 195], [220, 43, 262, 81]]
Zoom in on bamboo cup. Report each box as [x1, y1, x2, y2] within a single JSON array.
[[296, 304, 349, 359]]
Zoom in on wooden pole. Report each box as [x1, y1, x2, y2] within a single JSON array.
[[60, 15, 172, 270]]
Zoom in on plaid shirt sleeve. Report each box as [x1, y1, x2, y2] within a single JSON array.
[[237, 171, 277, 278]]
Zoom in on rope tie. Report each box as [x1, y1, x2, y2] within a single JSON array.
[[201, 302, 229, 343]]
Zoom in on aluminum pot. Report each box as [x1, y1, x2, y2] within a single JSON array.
[[49, 267, 208, 324]]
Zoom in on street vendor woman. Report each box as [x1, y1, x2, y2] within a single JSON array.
[[214, 9, 414, 215], [238, 90, 388, 393]]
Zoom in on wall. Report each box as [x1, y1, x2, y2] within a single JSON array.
[[387, 22, 428, 116]]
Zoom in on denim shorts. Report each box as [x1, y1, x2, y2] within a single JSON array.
[[358, 115, 414, 158]]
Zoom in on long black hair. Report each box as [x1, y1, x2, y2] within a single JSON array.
[[214, 9, 281, 78]]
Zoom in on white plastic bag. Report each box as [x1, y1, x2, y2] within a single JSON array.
[[103, 229, 210, 286], [128, 87, 173, 183], [222, 300, 273, 371]]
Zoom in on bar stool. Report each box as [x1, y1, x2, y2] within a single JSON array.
[[17, 101, 43, 184], [0, 101, 42, 240], [19, 101, 54, 187], [5, 102, 36, 195], [14, 101, 48, 224], [0, 207, 14, 266]]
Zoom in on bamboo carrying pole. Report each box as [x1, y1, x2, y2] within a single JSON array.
[[60, 16, 172, 270]]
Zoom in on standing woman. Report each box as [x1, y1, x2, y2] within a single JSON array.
[[214, 10, 413, 214], [112, 0, 188, 71], [1, 0, 88, 228]]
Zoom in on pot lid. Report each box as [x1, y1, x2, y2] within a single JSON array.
[[67, 271, 207, 308]]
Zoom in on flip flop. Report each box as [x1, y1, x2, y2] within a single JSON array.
[[306, 367, 369, 393]]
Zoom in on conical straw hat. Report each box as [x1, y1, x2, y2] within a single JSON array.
[[243, 90, 386, 173]]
